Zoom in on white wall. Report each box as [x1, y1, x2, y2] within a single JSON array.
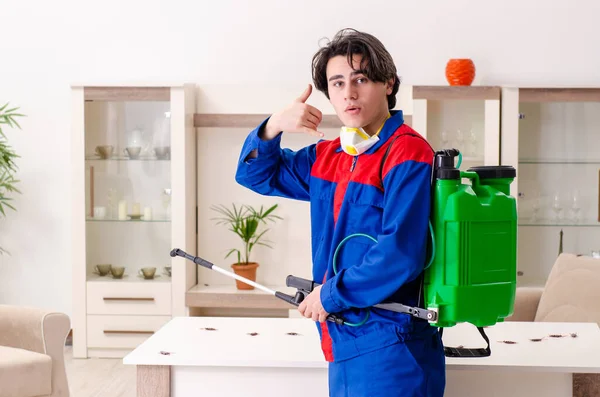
[[1, 0, 600, 317]]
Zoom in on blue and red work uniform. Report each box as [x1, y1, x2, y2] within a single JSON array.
[[235, 110, 446, 396]]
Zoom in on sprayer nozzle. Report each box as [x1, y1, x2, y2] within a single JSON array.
[[170, 249, 180, 257]]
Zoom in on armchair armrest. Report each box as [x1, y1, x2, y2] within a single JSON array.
[[505, 287, 544, 322], [0, 304, 48, 352], [0, 305, 71, 397]]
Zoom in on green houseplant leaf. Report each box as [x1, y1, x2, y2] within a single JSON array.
[[0, 103, 24, 255], [210, 203, 282, 266]]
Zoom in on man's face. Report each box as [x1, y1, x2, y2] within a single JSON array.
[[326, 54, 393, 129]]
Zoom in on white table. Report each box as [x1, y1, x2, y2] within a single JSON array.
[[124, 317, 600, 397]]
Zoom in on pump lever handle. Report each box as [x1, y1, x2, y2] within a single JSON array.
[[275, 291, 344, 325]]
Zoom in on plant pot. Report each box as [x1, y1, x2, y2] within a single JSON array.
[[231, 262, 259, 290], [445, 58, 476, 86]]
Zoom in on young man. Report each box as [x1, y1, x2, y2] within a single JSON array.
[[235, 28, 445, 396]]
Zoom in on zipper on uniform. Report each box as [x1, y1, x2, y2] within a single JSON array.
[[350, 156, 358, 172]]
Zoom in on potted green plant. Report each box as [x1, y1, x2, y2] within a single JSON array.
[[0, 103, 24, 255], [210, 203, 282, 290]]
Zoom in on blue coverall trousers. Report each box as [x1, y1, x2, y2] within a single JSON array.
[[327, 326, 445, 397]]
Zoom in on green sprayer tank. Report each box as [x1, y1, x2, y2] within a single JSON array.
[[424, 149, 518, 328]]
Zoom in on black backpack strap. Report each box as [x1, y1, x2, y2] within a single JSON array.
[[378, 134, 402, 188], [378, 132, 435, 189], [439, 326, 492, 358], [378, 131, 436, 315]]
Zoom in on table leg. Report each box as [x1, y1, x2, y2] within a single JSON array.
[[137, 365, 171, 397]]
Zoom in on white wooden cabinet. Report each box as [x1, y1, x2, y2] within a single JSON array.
[[86, 279, 172, 315], [71, 84, 197, 358], [501, 87, 600, 287], [411, 85, 501, 168]]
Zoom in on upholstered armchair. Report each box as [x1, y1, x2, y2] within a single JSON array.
[[0, 305, 70, 397]]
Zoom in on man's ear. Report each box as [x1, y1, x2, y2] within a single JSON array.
[[386, 78, 395, 95]]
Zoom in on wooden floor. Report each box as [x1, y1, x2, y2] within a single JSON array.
[[64, 347, 136, 397]]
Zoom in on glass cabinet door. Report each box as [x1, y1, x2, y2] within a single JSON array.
[[84, 99, 173, 282], [502, 88, 600, 287]]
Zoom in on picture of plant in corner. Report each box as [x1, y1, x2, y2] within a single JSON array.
[[0, 103, 24, 255], [210, 203, 282, 290]]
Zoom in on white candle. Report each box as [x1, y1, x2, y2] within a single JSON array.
[[118, 200, 127, 220], [143, 206, 153, 221], [132, 202, 141, 216]]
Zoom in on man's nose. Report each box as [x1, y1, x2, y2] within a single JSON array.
[[344, 84, 357, 101]]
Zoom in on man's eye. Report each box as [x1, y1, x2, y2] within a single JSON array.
[[357, 77, 368, 84], [333, 81, 343, 88]]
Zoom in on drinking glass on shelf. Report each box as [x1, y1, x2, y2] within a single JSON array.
[[456, 129, 465, 153], [162, 188, 172, 220], [469, 129, 478, 157], [551, 193, 563, 222], [531, 196, 541, 223], [570, 189, 582, 224], [107, 188, 117, 219], [441, 130, 449, 148]]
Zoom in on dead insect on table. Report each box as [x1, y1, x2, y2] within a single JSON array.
[[159, 351, 172, 356], [529, 338, 544, 342], [286, 332, 300, 336], [248, 332, 259, 336], [200, 327, 217, 331], [548, 334, 565, 338], [570, 333, 578, 338], [498, 340, 517, 344]]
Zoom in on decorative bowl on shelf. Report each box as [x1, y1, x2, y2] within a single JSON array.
[[93, 264, 112, 276], [110, 266, 126, 279], [138, 267, 158, 280], [154, 146, 171, 160], [128, 214, 143, 220], [124, 146, 142, 160], [95, 145, 114, 159]]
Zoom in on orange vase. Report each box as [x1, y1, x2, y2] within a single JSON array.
[[445, 59, 476, 86]]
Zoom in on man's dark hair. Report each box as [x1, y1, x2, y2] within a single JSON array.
[[312, 28, 401, 109]]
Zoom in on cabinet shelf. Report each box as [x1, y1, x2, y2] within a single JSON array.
[[185, 283, 295, 310], [412, 86, 501, 100], [516, 279, 547, 289], [519, 88, 600, 103], [193, 113, 343, 128], [518, 222, 600, 227], [85, 157, 170, 162], [86, 218, 171, 223], [459, 156, 484, 163], [519, 159, 600, 165], [87, 274, 171, 283]]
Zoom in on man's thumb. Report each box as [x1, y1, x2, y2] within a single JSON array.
[[296, 84, 312, 103]]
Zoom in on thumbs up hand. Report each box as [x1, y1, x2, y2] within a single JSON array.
[[262, 84, 324, 140]]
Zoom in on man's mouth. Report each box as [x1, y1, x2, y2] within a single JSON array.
[[345, 106, 361, 115]]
